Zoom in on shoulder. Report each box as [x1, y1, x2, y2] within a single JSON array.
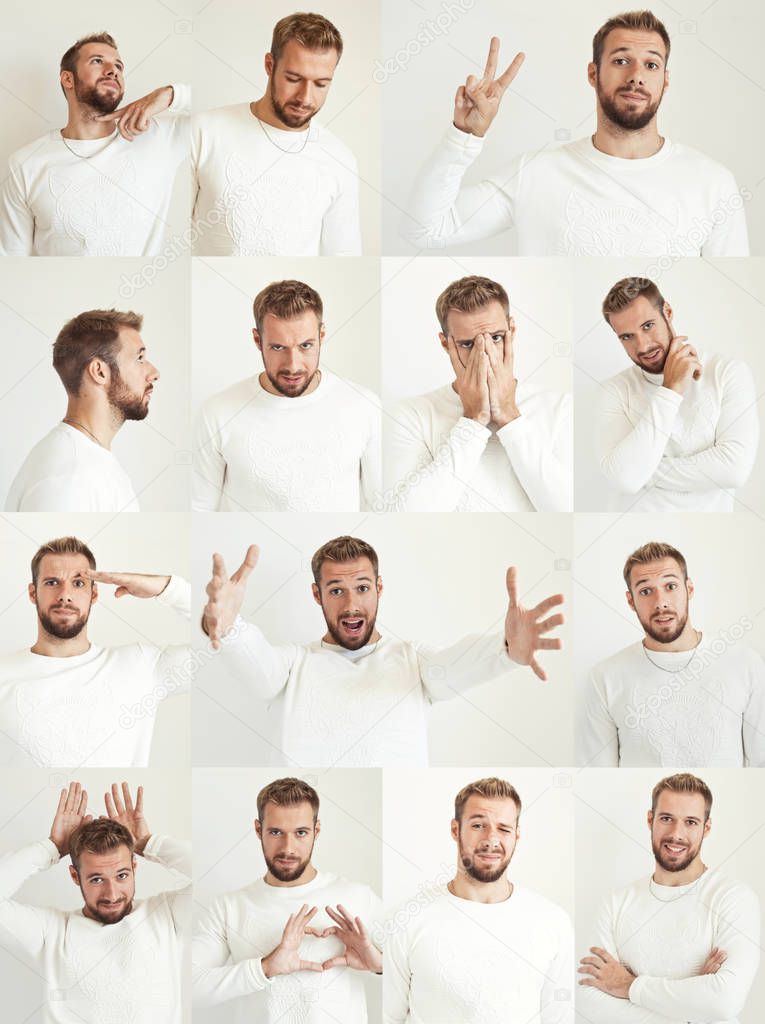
[[192, 103, 248, 131], [590, 642, 642, 679], [514, 885, 571, 928], [199, 377, 258, 417], [324, 371, 381, 412], [666, 141, 738, 182], [7, 132, 57, 171], [311, 123, 357, 165]]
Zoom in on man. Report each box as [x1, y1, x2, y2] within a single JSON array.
[[385, 776, 573, 1023], [0, 781, 189, 1023], [192, 13, 361, 256], [579, 541, 765, 767], [194, 776, 383, 1021], [403, 11, 748, 256], [193, 279, 381, 512], [0, 535, 191, 767], [578, 773, 760, 1023], [385, 275, 571, 511], [596, 276, 759, 511], [6, 309, 160, 512], [200, 535, 564, 766], [0, 32, 189, 256]]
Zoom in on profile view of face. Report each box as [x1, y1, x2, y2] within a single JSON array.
[[29, 552, 97, 640], [590, 28, 669, 131], [108, 328, 160, 421]]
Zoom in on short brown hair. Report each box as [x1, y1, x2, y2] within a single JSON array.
[[602, 277, 666, 326], [652, 773, 713, 821], [60, 33, 119, 96], [252, 280, 324, 336], [271, 12, 343, 64], [256, 777, 320, 824], [53, 309, 142, 395], [311, 536, 379, 586], [31, 536, 96, 586], [435, 276, 510, 335], [623, 541, 688, 590], [454, 777, 522, 823], [592, 11, 670, 68], [69, 818, 135, 872]]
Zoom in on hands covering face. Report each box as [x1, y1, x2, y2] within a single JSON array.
[[445, 323, 520, 428]]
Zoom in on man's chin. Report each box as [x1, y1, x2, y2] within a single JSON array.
[[89, 901, 132, 925], [268, 860, 308, 882], [328, 623, 376, 651]]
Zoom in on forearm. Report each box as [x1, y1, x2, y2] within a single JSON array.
[[166, 82, 191, 115], [578, 983, 685, 1024], [141, 834, 191, 879], [321, 173, 361, 255], [497, 412, 572, 512], [192, 951, 271, 1007], [210, 617, 293, 700], [598, 388, 682, 494], [418, 630, 517, 701], [653, 442, 754, 492], [630, 968, 755, 1021]]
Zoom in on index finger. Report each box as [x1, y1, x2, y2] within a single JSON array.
[[506, 566, 518, 606], [211, 552, 228, 581], [135, 785, 144, 815], [94, 106, 128, 121], [444, 336, 464, 378], [231, 544, 260, 585], [483, 36, 500, 80], [497, 51, 526, 92]]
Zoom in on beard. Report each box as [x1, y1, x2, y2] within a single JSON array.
[[596, 76, 664, 131], [38, 603, 91, 640], [108, 375, 151, 421], [73, 76, 124, 115], [322, 601, 379, 651], [632, 311, 674, 374], [81, 891, 134, 925], [637, 602, 689, 645], [458, 833, 513, 883], [652, 833, 702, 873], [270, 78, 316, 129], [263, 366, 319, 398], [264, 842, 315, 883]]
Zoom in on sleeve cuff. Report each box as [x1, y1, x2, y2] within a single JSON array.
[[628, 974, 647, 1006], [41, 838, 62, 864], [167, 82, 192, 115], [156, 575, 191, 617], [445, 122, 486, 155], [249, 957, 274, 989]]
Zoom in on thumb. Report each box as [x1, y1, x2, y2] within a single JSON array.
[[114, 586, 129, 598]]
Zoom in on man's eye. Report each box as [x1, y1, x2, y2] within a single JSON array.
[[358, 585, 369, 592], [300, 343, 313, 349], [458, 341, 474, 350], [490, 334, 504, 343]]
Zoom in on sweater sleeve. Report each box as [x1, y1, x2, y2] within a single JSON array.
[[401, 124, 515, 249], [579, 671, 620, 767], [320, 151, 361, 256], [383, 915, 412, 1024], [496, 392, 573, 512], [598, 381, 683, 495], [416, 631, 519, 702], [629, 884, 761, 1022], [540, 909, 575, 1024], [0, 838, 58, 959], [152, 576, 193, 696], [167, 82, 191, 117], [0, 156, 34, 255], [215, 617, 296, 701], [192, 403, 227, 511], [700, 170, 749, 257], [743, 653, 765, 767], [652, 361, 759, 493], [360, 392, 383, 512], [192, 898, 272, 1007], [141, 834, 192, 933]]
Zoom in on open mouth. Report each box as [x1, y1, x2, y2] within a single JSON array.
[[663, 842, 688, 855], [340, 617, 365, 637]]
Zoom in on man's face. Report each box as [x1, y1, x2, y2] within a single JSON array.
[[70, 846, 136, 924], [626, 557, 693, 645], [648, 791, 710, 873], [29, 553, 97, 640], [66, 42, 125, 114], [108, 328, 159, 422], [589, 29, 669, 131], [256, 801, 319, 883], [439, 300, 511, 370], [254, 312, 323, 397], [312, 556, 382, 650], [266, 40, 338, 128], [608, 295, 674, 373], [451, 795, 520, 884]]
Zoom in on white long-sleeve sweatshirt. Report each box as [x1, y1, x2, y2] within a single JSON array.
[[384, 383, 572, 512], [0, 84, 190, 257], [577, 870, 761, 1024], [0, 576, 191, 767], [0, 833, 191, 1024], [214, 619, 518, 766], [384, 883, 574, 1024], [402, 127, 749, 256], [579, 637, 765, 768], [191, 104, 361, 255], [193, 870, 383, 1023], [192, 370, 382, 513], [597, 352, 759, 512]]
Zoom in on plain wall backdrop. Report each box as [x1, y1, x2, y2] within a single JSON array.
[[191, 510, 573, 767], [574, 258, 765, 512], [575, 767, 765, 1023], [382, 0, 765, 255], [0, 763, 191, 1024], [0, 258, 191, 514], [193, 766, 382, 1024], [192, 0, 381, 253]]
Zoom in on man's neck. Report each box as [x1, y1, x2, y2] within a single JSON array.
[[653, 856, 707, 888], [31, 630, 91, 658], [592, 112, 664, 160], [264, 863, 318, 888], [321, 629, 382, 648], [62, 103, 116, 141], [448, 871, 513, 905], [63, 397, 123, 450], [643, 624, 700, 653], [250, 96, 307, 134]]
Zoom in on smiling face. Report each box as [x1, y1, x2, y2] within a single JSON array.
[[29, 552, 97, 640], [649, 791, 710, 874], [589, 28, 669, 131], [452, 795, 520, 884], [265, 40, 338, 128], [312, 556, 382, 650], [108, 328, 159, 421], [70, 846, 136, 924], [254, 311, 324, 397], [64, 41, 125, 113], [626, 557, 694, 645], [255, 800, 319, 884], [608, 294, 674, 373], [439, 300, 511, 369]]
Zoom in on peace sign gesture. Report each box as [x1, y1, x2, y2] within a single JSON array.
[[454, 37, 525, 138], [504, 567, 564, 682], [202, 545, 260, 649]]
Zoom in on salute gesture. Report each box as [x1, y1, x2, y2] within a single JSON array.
[[312, 905, 382, 973], [83, 568, 171, 599], [49, 781, 92, 857], [262, 905, 324, 977], [104, 782, 151, 855], [202, 545, 259, 649], [504, 566, 564, 682], [454, 37, 525, 138]]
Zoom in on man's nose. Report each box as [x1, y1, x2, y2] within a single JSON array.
[[147, 362, 160, 382]]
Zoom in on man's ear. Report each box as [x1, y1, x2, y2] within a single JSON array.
[[703, 816, 711, 837], [647, 810, 654, 830], [450, 817, 459, 843], [28, 583, 37, 605], [133, 854, 138, 874], [626, 589, 635, 611], [318, 324, 326, 347], [311, 582, 322, 606], [60, 70, 74, 94], [69, 864, 80, 885], [587, 61, 597, 89], [253, 328, 263, 352], [686, 577, 694, 600], [264, 52, 274, 78], [86, 357, 111, 390], [663, 301, 673, 325], [314, 818, 321, 841], [90, 583, 98, 606], [254, 818, 262, 839], [439, 332, 449, 352], [376, 576, 383, 597]]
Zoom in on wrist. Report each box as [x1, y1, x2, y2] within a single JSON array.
[[134, 833, 151, 856], [261, 951, 279, 979], [49, 836, 66, 857], [493, 406, 520, 428]]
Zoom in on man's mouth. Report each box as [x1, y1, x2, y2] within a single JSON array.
[[652, 615, 675, 626], [280, 373, 304, 385], [663, 842, 688, 855], [620, 90, 649, 101], [640, 348, 663, 366], [52, 606, 76, 614], [476, 851, 503, 862], [99, 80, 119, 88], [340, 617, 365, 637]]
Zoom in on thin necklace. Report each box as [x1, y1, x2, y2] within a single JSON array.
[[642, 629, 701, 673], [254, 111, 310, 154], [649, 864, 707, 902], [59, 129, 117, 161], [62, 418, 105, 449]]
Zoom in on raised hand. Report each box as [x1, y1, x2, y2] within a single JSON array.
[[453, 37, 525, 138], [445, 334, 491, 426], [262, 906, 324, 978], [94, 85, 174, 141], [82, 569, 171, 599], [661, 335, 702, 395], [202, 545, 259, 650], [50, 782, 92, 857], [504, 566, 564, 682], [104, 782, 151, 854], [699, 947, 727, 975], [486, 321, 519, 428], [309, 905, 383, 973]]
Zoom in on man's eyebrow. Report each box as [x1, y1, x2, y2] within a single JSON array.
[[608, 46, 664, 60], [325, 576, 373, 586], [634, 572, 680, 586]]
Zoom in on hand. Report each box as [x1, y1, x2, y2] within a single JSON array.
[[700, 946, 727, 974], [262, 905, 324, 978], [49, 782, 92, 857], [453, 37, 525, 138], [94, 85, 174, 141], [104, 782, 151, 855], [83, 569, 170, 599], [486, 321, 520, 427], [504, 567, 564, 681], [662, 335, 702, 395], [202, 545, 259, 650], [578, 946, 635, 999], [446, 334, 491, 426], [307, 905, 382, 973]]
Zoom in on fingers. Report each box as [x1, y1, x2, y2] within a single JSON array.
[[483, 36, 500, 80], [299, 959, 325, 973], [537, 612, 565, 634], [105, 790, 117, 818], [496, 51, 526, 91], [65, 781, 82, 812], [531, 593, 565, 618], [591, 947, 613, 962], [122, 781, 134, 813], [135, 785, 144, 815], [211, 552, 228, 583], [231, 545, 259, 585], [505, 566, 518, 607], [537, 637, 562, 651], [111, 782, 126, 816], [55, 788, 67, 817], [322, 956, 347, 970], [77, 788, 88, 817], [94, 105, 127, 122], [444, 336, 465, 379], [529, 656, 547, 682]]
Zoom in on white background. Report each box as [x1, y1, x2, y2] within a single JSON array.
[[0, 257, 191, 514], [381, 0, 765, 255], [193, 766, 382, 1024], [574, 258, 765, 512], [575, 767, 765, 1023], [192, 0, 381, 254], [191, 510, 573, 767], [0, 763, 191, 1024]]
